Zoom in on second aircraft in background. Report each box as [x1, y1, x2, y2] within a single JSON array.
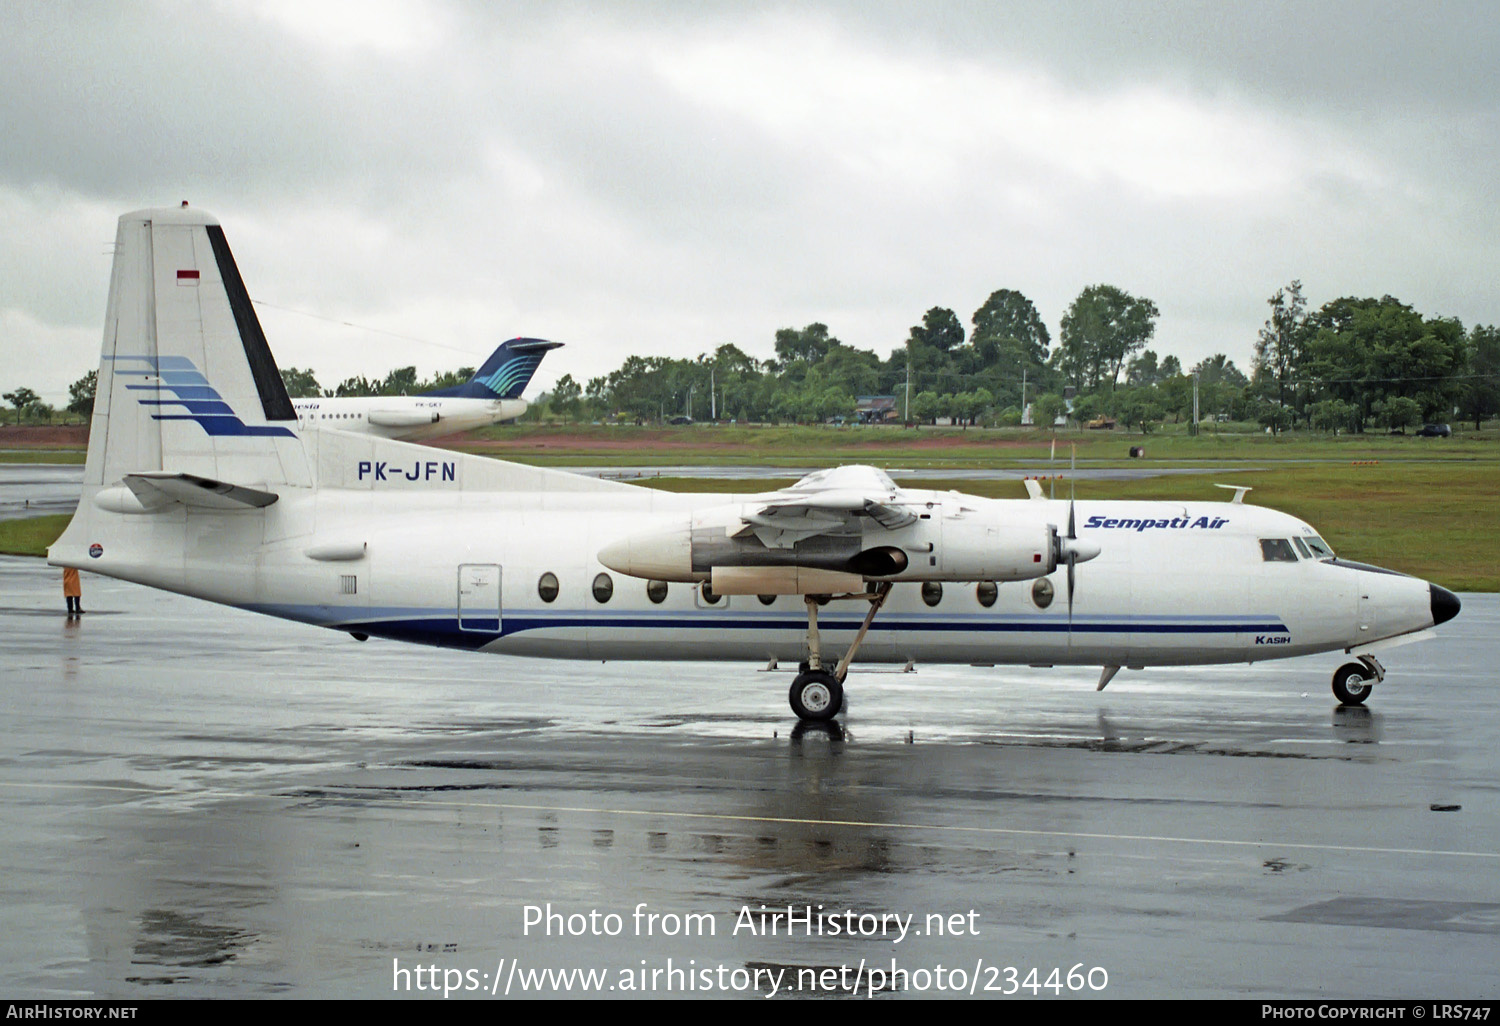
[[291, 337, 562, 441]]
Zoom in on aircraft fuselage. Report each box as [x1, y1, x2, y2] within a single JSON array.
[[291, 395, 527, 440], [81, 479, 1439, 670]]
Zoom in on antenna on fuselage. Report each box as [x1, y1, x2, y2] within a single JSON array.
[[1214, 484, 1253, 504]]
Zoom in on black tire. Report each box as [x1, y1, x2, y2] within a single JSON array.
[[1332, 662, 1373, 706], [789, 671, 843, 722]]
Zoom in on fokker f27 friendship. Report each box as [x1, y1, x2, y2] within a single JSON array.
[[49, 208, 1461, 721]]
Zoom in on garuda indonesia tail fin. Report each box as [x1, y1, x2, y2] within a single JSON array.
[[426, 338, 563, 400]]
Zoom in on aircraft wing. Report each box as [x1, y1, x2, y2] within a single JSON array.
[[732, 466, 916, 549]]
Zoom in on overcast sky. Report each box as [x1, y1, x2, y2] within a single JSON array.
[[3, 0, 1497, 406]]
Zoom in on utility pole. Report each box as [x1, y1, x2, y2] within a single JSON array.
[[710, 367, 716, 421], [904, 344, 912, 424], [1021, 367, 1027, 422], [1191, 373, 1200, 436]]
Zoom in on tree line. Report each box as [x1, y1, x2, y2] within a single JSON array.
[[534, 282, 1498, 434], [10, 282, 1498, 432]]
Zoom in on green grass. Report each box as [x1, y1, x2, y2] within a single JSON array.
[[6, 421, 1497, 467], [0, 515, 71, 557], [458, 421, 1498, 467], [6, 424, 1493, 588], [0, 450, 86, 463]]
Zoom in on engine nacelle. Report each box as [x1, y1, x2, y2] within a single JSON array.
[[368, 409, 440, 428], [939, 517, 1056, 581], [598, 503, 1084, 589]]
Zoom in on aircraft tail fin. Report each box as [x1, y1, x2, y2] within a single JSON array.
[[50, 209, 635, 573], [426, 338, 563, 399], [77, 205, 312, 491]]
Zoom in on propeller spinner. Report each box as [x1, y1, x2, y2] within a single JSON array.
[[1050, 500, 1102, 621]]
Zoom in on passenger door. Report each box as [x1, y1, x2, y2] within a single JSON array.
[[458, 563, 502, 633]]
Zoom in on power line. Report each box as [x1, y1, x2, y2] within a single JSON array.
[[249, 299, 485, 358], [1271, 372, 1500, 385]]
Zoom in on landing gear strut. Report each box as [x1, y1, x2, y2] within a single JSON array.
[[1332, 655, 1384, 706], [787, 583, 892, 721]]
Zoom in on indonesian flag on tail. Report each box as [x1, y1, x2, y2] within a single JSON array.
[[176, 269, 199, 286]]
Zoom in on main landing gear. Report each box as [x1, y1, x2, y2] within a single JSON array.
[[1332, 655, 1384, 706], [788, 582, 892, 722]]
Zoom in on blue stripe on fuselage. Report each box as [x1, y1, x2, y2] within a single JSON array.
[[244, 603, 1290, 648]]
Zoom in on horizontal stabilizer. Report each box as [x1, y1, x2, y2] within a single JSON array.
[[124, 472, 279, 510]]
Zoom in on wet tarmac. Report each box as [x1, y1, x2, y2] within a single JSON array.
[[2, 555, 1497, 1000], [0, 464, 85, 521]]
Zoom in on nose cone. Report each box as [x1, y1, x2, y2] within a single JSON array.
[[1430, 583, 1461, 626]]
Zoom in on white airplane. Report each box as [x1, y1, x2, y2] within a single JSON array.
[[49, 207, 1461, 722], [291, 337, 562, 440]]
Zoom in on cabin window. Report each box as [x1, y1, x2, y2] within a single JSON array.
[[1032, 577, 1054, 609], [757, 594, 777, 606], [1259, 539, 1298, 562], [1291, 537, 1312, 559], [921, 581, 943, 607], [700, 582, 721, 605], [537, 572, 559, 603], [592, 572, 614, 603], [646, 579, 668, 604], [1304, 536, 1335, 559], [976, 581, 998, 608]]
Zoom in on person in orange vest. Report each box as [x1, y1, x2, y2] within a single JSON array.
[[63, 567, 84, 616]]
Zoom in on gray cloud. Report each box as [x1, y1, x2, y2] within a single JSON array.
[[3, 0, 1496, 405]]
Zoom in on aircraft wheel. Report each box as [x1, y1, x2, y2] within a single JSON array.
[[1332, 663, 1373, 706], [789, 671, 843, 722]]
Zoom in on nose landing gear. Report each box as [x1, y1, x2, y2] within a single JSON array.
[[1332, 654, 1384, 706]]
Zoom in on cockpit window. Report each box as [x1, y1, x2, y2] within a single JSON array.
[[1260, 538, 1298, 562], [1303, 536, 1335, 559], [1291, 537, 1311, 559]]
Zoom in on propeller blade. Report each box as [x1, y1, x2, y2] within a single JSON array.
[[1067, 552, 1076, 621]]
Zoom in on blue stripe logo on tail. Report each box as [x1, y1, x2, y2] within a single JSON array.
[[108, 355, 296, 437], [478, 355, 543, 398]]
